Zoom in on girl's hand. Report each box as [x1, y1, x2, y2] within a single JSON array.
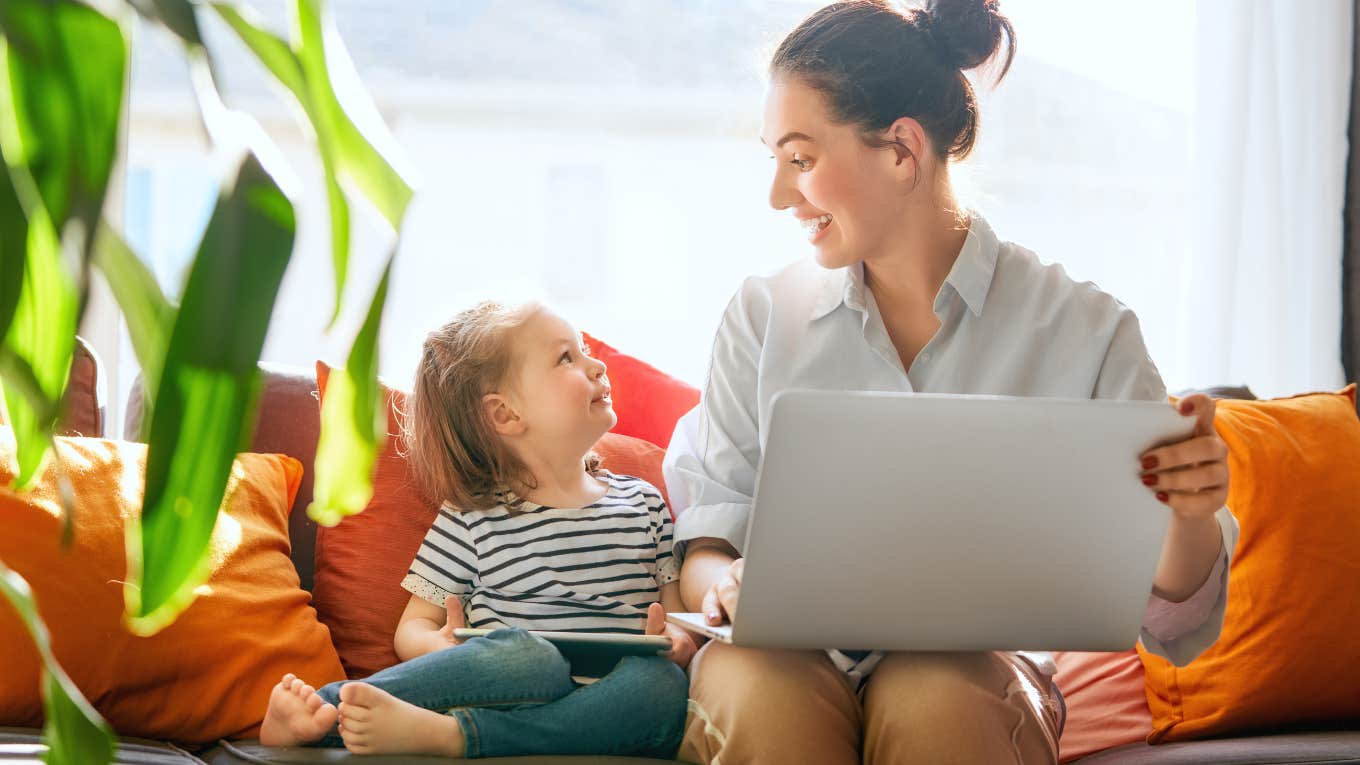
[[700, 558, 744, 625], [435, 595, 466, 649], [645, 603, 698, 669], [1139, 394, 1230, 519]]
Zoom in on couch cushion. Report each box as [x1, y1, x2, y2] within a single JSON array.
[[125, 363, 321, 591], [1072, 730, 1360, 764], [3, 336, 107, 437], [1056, 650, 1152, 762], [200, 739, 672, 764], [0, 432, 345, 745], [0, 727, 205, 764], [1138, 387, 1360, 742], [312, 362, 675, 679], [56, 336, 105, 437]]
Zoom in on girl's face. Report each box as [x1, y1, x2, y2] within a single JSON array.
[[504, 309, 615, 451], [762, 77, 910, 269]]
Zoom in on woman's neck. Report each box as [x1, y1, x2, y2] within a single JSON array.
[[864, 181, 970, 314]]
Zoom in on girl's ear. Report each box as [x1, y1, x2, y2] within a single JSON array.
[[482, 393, 526, 436]]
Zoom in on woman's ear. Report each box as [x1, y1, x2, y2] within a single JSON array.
[[881, 117, 929, 185], [482, 393, 526, 436]]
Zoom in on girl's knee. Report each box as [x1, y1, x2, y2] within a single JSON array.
[[621, 656, 688, 700], [485, 628, 572, 683]]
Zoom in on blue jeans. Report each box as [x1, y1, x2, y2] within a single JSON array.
[[314, 628, 687, 759]]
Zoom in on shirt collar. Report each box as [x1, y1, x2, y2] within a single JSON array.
[[809, 213, 1000, 321]]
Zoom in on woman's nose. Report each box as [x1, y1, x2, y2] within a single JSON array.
[[768, 170, 802, 211]]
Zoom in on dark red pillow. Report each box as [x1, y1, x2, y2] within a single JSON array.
[[583, 332, 699, 448]]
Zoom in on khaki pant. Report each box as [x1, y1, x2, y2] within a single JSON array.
[[677, 643, 1062, 765]]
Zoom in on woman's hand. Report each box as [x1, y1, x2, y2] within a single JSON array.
[[700, 558, 744, 625], [645, 603, 698, 669], [1139, 393, 1230, 519]]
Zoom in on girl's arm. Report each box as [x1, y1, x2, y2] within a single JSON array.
[[656, 582, 699, 668], [393, 594, 464, 661]]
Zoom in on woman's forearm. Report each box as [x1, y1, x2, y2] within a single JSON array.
[[1151, 511, 1223, 602], [680, 539, 738, 611]]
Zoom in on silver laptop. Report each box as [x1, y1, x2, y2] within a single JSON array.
[[669, 390, 1195, 652]]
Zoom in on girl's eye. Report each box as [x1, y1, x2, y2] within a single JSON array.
[[559, 352, 572, 364]]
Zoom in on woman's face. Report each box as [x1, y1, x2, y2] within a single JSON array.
[[762, 77, 908, 269]]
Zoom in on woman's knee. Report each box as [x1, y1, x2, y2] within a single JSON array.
[[863, 652, 1058, 764], [691, 642, 848, 703], [865, 652, 998, 717], [682, 643, 861, 764]]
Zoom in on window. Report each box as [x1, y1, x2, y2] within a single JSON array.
[[117, 1, 1196, 425]]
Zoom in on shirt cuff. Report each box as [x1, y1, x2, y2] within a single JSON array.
[[1141, 545, 1228, 643], [673, 501, 751, 556]]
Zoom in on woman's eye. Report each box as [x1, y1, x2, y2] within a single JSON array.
[[790, 157, 812, 171]]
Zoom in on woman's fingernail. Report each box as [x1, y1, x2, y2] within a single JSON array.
[[1142, 474, 1158, 486], [708, 611, 719, 622], [1142, 456, 1158, 470], [1156, 491, 1170, 503]]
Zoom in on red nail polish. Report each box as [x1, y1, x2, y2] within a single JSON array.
[[1142, 475, 1158, 486], [1142, 456, 1158, 470], [1156, 491, 1169, 503]]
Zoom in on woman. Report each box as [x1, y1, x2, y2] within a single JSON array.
[[663, 1, 1238, 763]]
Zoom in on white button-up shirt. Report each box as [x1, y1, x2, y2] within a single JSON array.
[[663, 214, 1238, 668]]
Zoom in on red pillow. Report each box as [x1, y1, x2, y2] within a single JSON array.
[[312, 361, 673, 678], [1054, 651, 1151, 762], [583, 332, 699, 448]]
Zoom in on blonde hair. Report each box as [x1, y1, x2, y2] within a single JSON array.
[[402, 301, 601, 512]]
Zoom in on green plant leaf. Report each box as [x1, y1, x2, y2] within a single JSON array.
[[126, 0, 202, 47], [0, 155, 26, 342], [0, 0, 126, 489], [309, 253, 392, 527], [0, 0, 126, 256], [290, 0, 412, 227], [211, 0, 413, 326], [0, 563, 115, 765], [0, 195, 74, 490], [92, 222, 176, 439], [125, 150, 295, 635]]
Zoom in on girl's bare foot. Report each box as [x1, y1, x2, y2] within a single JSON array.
[[260, 673, 338, 746], [337, 682, 466, 757]]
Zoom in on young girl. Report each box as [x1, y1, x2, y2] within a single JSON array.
[[259, 301, 696, 759]]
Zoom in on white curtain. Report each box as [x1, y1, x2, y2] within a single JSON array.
[[1185, 0, 1353, 398]]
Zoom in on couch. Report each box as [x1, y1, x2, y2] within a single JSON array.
[[4, 358, 1359, 764]]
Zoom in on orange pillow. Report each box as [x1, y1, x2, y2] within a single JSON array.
[[313, 362, 673, 678], [1137, 386, 1360, 742], [583, 332, 699, 448], [0, 431, 345, 744], [1054, 651, 1151, 762]]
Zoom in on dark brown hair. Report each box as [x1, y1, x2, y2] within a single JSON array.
[[401, 301, 601, 512], [770, 0, 1016, 162]]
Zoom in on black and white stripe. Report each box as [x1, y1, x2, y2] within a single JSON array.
[[403, 471, 677, 634]]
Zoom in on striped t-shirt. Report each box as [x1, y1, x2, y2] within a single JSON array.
[[402, 471, 678, 634]]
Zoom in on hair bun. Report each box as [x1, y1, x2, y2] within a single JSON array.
[[919, 0, 1015, 74]]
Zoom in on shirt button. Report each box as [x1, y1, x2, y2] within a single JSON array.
[[919, 352, 932, 363]]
